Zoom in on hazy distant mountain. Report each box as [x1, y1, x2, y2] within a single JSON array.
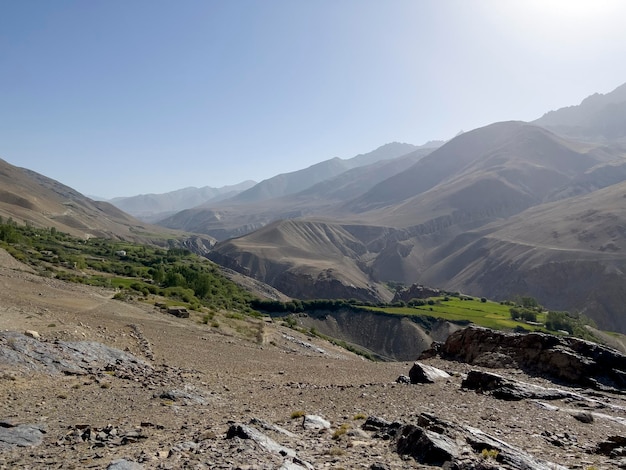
[[109, 181, 256, 222], [534, 81, 626, 142], [208, 120, 626, 332], [228, 142, 427, 204], [158, 146, 434, 239], [0, 158, 189, 243]]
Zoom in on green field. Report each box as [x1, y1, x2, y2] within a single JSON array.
[[365, 296, 546, 331]]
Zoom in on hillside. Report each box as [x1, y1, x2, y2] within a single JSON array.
[[158, 146, 432, 240], [0, 247, 624, 469], [0, 158, 213, 248], [228, 142, 421, 204], [420, 181, 626, 332], [534, 81, 626, 142], [208, 121, 626, 332]]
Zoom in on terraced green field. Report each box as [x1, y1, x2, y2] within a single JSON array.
[[366, 296, 546, 331]]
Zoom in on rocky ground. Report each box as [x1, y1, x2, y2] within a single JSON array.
[[0, 248, 625, 469]]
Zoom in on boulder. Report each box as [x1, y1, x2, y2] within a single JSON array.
[[302, 415, 330, 430], [367, 412, 568, 469], [0, 423, 45, 450], [440, 326, 626, 390], [408, 362, 450, 384], [462, 370, 572, 401], [107, 459, 144, 470]]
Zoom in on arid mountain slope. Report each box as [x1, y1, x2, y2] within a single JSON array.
[[229, 142, 421, 204], [343, 122, 613, 225], [209, 219, 394, 302], [208, 122, 626, 331], [158, 147, 432, 240], [534, 81, 626, 142], [0, 158, 200, 244], [421, 181, 626, 332]]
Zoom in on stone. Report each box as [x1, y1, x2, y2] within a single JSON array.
[[462, 370, 572, 401], [396, 424, 460, 465], [440, 326, 626, 390], [24, 330, 40, 339], [107, 459, 144, 469], [368, 412, 569, 470], [395, 375, 410, 384], [0, 423, 45, 449], [571, 411, 594, 424], [362, 416, 391, 431], [408, 361, 450, 384], [226, 424, 296, 457], [302, 415, 330, 430]]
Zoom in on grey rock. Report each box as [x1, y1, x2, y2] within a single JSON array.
[[107, 459, 144, 470], [370, 464, 390, 470], [408, 361, 450, 384], [572, 411, 594, 424], [395, 374, 410, 384], [226, 424, 296, 457], [374, 412, 568, 470], [462, 370, 572, 401], [250, 418, 298, 438], [396, 424, 460, 465], [158, 388, 207, 405], [596, 435, 626, 455], [0, 423, 45, 449], [441, 326, 626, 390], [0, 331, 152, 377], [302, 415, 330, 430], [362, 416, 392, 431]]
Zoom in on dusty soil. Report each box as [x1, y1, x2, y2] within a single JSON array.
[[0, 248, 625, 469]]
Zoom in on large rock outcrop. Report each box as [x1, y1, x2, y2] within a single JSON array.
[[437, 326, 626, 390]]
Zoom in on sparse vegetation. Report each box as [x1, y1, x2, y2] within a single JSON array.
[[290, 410, 305, 419], [481, 448, 499, 460], [0, 220, 255, 314], [332, 423, 351, 440]]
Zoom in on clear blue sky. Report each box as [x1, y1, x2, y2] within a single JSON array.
[[2, 0, 626, 198]]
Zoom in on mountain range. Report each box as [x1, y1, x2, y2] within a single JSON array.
[[3, 82, 626, 333]]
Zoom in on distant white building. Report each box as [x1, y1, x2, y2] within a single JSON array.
[[115, 250, 127, 257]]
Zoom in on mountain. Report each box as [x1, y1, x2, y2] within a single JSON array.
[[228, 142, 424, 204], [420, 180, 626, 333], [534, 81, 626, 142], [0, 158, 203, 245], [158, 143, 435, 239], [109, 181, 256, 222], [208, 120, 626, 332]]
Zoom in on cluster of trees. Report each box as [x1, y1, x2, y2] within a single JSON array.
[[0, 218, 254, 313], [509, 307, 537, 322], [250, 298, 361, 314]]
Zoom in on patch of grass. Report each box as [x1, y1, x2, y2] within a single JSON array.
[[332, 423, 350, 440], [481, 448, 499, 460], [352, 413, 367, 420], [290, 410, 305, 419], [326, 447, 345, 456], [366, 296, 547, 332]]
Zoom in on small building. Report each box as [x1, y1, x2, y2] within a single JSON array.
[[115, 250, 127, 257]]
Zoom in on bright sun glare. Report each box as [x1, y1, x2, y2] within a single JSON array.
[[487, 0, 624, 52]]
